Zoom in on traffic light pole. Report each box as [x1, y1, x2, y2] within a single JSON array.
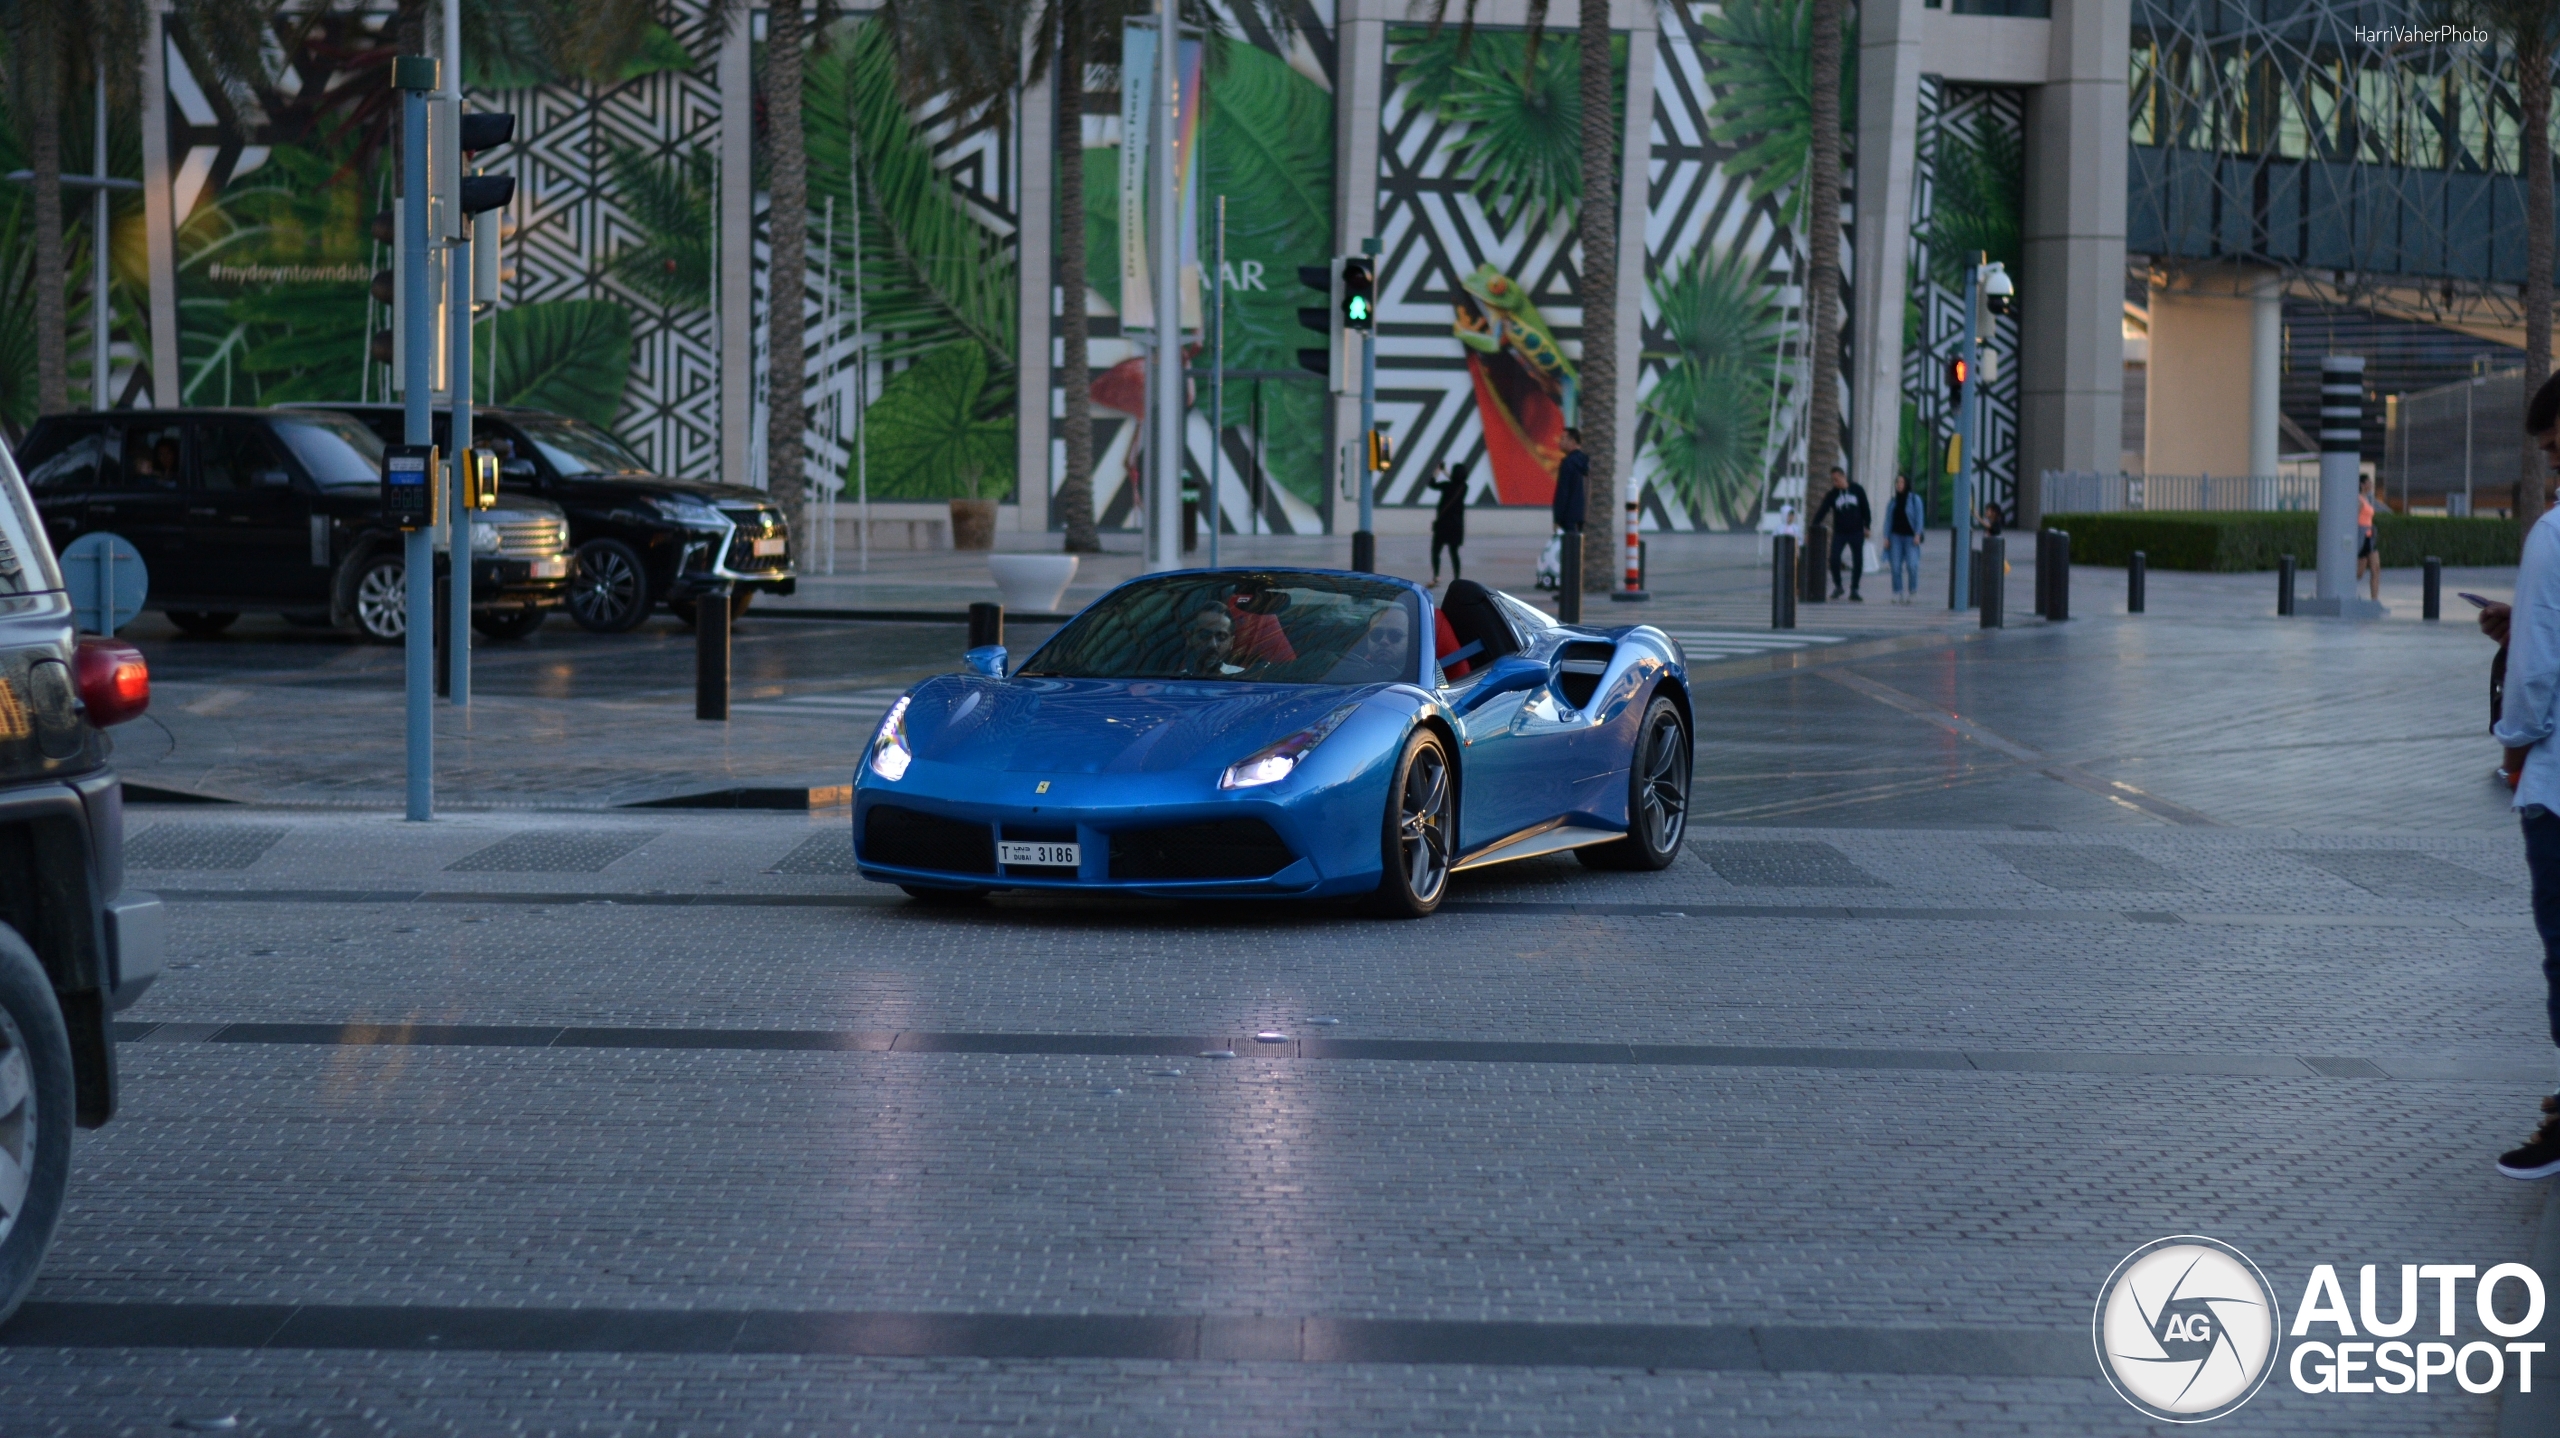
[[1352, 238, 1377, 573], [1949, 256, 1980, 611], [448, 215, 473, 704], [397, 59, 436, 821]]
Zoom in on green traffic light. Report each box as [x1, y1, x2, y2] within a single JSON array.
[[1346, 296, 1370, 323]]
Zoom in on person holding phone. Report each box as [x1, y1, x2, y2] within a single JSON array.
[[2486, 370, 2560, 1180]]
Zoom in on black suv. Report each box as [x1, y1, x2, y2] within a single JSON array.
[[326, 406, 796, 632], [0, 442, 160, 1323], [14, 409, 575, 643]]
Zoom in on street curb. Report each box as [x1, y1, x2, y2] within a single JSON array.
[[2498, 1179, 2560, 1436]]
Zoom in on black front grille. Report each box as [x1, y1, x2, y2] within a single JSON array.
[[1110, 819, 1296, 880], [863, 805, 995, 875], [724, 524, 791, 572]]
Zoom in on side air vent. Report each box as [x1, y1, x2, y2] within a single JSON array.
[[1110, 819, 1296, 880], [1554, 641, 1615, 709], [863, 804, 996, 874]]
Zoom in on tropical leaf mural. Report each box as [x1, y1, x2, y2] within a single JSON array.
[[1391, 28, 1626, 233], [176, 139, 377, 405], [1695, 0, 1854, 225], [477, 301, 635, 426], [1198, 38, 1336, 508], [1926, 108, 2023, 288], [603, 145, 716, 311], [862, 340, 1014, 500], [1644, 247, 1783, 528]]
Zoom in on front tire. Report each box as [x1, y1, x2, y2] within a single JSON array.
[[1579, 693, 1690, 871], [568, 539, 652, 633], [164, 610, 238, 637], [351, 555, 410, 643], [1367, 728, 1455, 918], [0, 923, 75, 1327]]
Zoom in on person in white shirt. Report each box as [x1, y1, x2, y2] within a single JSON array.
[[2482, 370, 2560, 1179]]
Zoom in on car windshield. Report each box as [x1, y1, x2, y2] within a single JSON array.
[[516, 416, 651, 477], [272, 413, 386, 490], [1021, 573, 1422, 685]]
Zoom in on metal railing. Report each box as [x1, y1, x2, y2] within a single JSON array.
[[2040, 471, 2321, 513], [2383, 367, 2522, 516]]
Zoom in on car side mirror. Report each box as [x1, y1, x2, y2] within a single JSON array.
[[1451, 654, 1548, 715], [501, 458, 537, 479], [963, 645, 1007, 679], [253, 468, 292, 488]]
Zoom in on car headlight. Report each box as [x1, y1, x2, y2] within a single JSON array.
[[1219, 704, 1358, 790], [648, 495, 724, 528], [867, 695, 914, 782], [470, 524, 502, 552]]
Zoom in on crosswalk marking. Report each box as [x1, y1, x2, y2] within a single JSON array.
[[729, 686, 909, 720]]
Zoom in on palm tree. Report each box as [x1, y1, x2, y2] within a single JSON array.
[[1572, 0, 1617, 592], [1802, 0, 1843, 502], [765, 0, 813, 514]]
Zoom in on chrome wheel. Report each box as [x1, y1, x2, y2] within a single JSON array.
[[1636, 705, 1689, 853], [354, 559, 407, 641], [0, 1005, 33, 1250]]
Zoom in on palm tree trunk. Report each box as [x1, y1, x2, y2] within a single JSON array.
[[765, 0, 809, 511], [1574, 0, 1616, 592], [1054, 0, 1100, 551], [2523, 43, 2553, 529], [29, 8, 69, 415], [1805, 0, 1844, 502]]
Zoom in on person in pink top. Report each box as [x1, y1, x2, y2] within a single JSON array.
[[2356, 477, 2384, 602]]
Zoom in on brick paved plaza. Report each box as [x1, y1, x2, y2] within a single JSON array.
[[4, 557, 2554, 1436]]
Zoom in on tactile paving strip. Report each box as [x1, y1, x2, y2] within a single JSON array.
[[444, 831, 660, 874], [1690, 841, 1884, 888], [1984, 843, 2187, 892], [769, 831, 858, 876], [2284, 848, 2509, 899], [123, 824, 286, 872]]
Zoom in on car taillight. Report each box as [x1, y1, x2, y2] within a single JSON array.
[[73, 638, 149, 727]]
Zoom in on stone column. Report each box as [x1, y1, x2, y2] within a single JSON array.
[[2016, 0, 2129, 530], [1850, 0, 1928, 503], [2250, 270, 2281, 479], [1015, 65, 1053, 535], [719, 14, 756, 488]]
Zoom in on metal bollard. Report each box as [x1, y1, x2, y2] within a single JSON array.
[[696, 585, 732, 721], [2033, 531, 2051, 618], [433, 574, 451, 699], [2423, 556, 2442, 621], [967, 601, 1004, 651], [2277, 554, 2297, 616], [1801, 521, 1830, 603], [2047, 530, 2070, 622], [1979, 536, 2005, 629], [2128, 551, 2147, 614], [1558, 536, 1583, 624], [1771, 535, 1798, 630]]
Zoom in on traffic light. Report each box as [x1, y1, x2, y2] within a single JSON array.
[[1340, 257, 1375, 330], [1366, 428, 1393, 472], [1946, 354, 1969, 401], [1297, 262, 1346, 391]]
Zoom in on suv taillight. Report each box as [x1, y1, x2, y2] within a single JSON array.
[[73, 638, 149, 727]]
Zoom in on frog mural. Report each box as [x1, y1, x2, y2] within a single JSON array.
[[1453, 264, 1576, 505]]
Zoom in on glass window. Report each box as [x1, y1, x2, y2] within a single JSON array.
[[118, 422, 187, 492], [513, 416, 651, 477], [271, 413, 386, 490], [0, 448, 67, 602], [199, 423, 296, 493], [1021, 573, 1423, 685], [20, 420, 113, 494]]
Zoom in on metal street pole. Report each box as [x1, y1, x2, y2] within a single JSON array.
[[397, 58, 437, 821], [448, 215, 473, 702], [1356, 238, 1377, 572], [1150, 0, 1182, 572], [1950, 253, 1980, 611], [1209, 195, 1224, 569]]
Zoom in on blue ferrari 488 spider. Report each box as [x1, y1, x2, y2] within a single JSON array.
[[851, 569, 1692, 916]]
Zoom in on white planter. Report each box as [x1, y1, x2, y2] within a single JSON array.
[[988, 554, 1079, 613]]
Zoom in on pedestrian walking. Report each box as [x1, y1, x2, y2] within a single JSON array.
[[2484, 369, 2560, 1180], [1885, 472, 1924, 603], [1431, 462, 1469, 585], [2356, 476, 2384, 602], [1810, 466, 1871, 601]]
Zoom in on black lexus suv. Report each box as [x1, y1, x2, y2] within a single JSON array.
[[324, 406, 797, 632], [0, 440, 160, 1324]]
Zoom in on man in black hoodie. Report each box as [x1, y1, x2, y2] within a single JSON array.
[[1811, 467, 1872, 601]]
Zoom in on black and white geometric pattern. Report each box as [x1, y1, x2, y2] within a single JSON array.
[[1901, 78, 2022, 517]]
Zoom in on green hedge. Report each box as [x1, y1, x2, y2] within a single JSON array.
[[2041, 511, 2521, 571]]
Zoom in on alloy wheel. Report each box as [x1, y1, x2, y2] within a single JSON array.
[[1397, 743, 1453, 905], [1637, 709, 1689, 853], [0, 1004, 33, 1249], [354, 561, 407, 641], [570, 544, 646, 631]]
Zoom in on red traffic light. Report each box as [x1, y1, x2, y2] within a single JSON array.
[[1946, 355, 1969, 396]]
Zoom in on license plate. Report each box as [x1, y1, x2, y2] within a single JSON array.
[[530, 556, 569, 578], [999, 841, 1079, 868], [752, 537, 787, 556]]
